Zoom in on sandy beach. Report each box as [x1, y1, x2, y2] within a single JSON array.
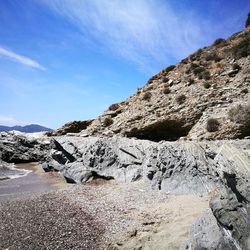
[[0, 166, 210, 249]]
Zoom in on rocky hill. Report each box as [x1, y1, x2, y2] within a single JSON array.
[[68, 25, 250, 141]]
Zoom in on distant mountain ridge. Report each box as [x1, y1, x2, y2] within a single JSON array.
[[0, 124, 53, 133]]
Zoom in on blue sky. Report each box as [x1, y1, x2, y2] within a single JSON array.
[[0, 0, 249, 129]]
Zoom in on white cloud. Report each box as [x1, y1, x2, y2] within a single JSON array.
[[0, 47, 46, 70], [0, 114, 37, 126], [0, 115, 19, 126], [39, 0, 218, 71]]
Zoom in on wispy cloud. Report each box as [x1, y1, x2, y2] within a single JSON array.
[[0, 115, 21, 126], [0, 47, 46, 70], [39, 0, 224, 71], [0, 114, 43, 126]]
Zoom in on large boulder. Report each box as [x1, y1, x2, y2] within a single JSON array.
[[0, 131, 50, 163]]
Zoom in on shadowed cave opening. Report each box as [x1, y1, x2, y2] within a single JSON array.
[[126, 120, 192, 142]]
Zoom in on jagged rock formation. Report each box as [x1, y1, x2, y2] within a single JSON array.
[[75, 26, 250, 141], [47, 120, 93, 136], [0, 132, 50, 163], [42, 135, 250, 249]]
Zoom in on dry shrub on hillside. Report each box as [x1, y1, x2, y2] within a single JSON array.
[[162, 77, 169, 83], [228, 104, 250, 137], [230, 32, 250, 59], [232, 63, 241, 71], [205, 52, 221, 62], [213, 38, 227, 47], [163, 65, 175, 75], [103, 117, 113, 127], [193, 66, 205, 75], [203, 82, 211, 89], [142, 91, 152, 101], [228, 104, 250, 124], [147, 75, 158, 85], [198, 70, 211, 80], [176, 94, 186, 105], [163, 86, 171, 94], [108, 103, 120, 111], [206, 118, 220, 132], [241, 88, 248, 94]]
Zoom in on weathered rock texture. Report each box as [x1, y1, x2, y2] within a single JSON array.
[[0, 132, 50, 163], [47, 120, 93, 136], [72, 26, 250, 141], [43, 135, 250, 249]]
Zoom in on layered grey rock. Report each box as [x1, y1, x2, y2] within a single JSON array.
[[182, 209, 239, 250], [1, 130, 249, 249], [0, 132, 50, 163], [43, 135, 250, 249]]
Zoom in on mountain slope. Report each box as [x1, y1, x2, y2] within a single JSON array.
[[78, 26, 250, 141], [0, 124, 53, 133]]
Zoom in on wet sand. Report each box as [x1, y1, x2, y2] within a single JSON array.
[[0, 162, 69, 202]]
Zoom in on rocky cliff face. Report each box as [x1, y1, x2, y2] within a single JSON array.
[[40, 23, 250, 249], [72, 26, 250, 141]]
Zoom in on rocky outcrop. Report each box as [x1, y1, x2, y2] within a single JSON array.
[[76, 27, 250, 141], [47, 120, 93, 136], [0, 132, 50, 163], [183, 209, 238, 250], [42, 135, 250, 249], [43, 136, 222, 193]]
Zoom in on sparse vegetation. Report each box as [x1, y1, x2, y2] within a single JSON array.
[[163, 86, 171, 94], [103, 117, 113, 127], [228, 104, 250, 123], [147, 75, 158, 85], [230, 32, 250, 59], [142, 91, 152, 100], [232, 63, 241, 71], [203, 82, 211, 89], [162, 77, 169, 83], [193, 66, 205, 76], [108, 103, 120, 111], [228, 104, 250, 137], [181, 58, 189, 64], [185, 77, 195, 86], [205, 52, 221, 62], [241, 88, 248, 94], [188, 78, 195, 85], [176, 94, 186, 105], [213, 38, 227, 46], [198, 70, 211, 80], [163, 65, 175, 75], [206, 118, 220, 132]]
